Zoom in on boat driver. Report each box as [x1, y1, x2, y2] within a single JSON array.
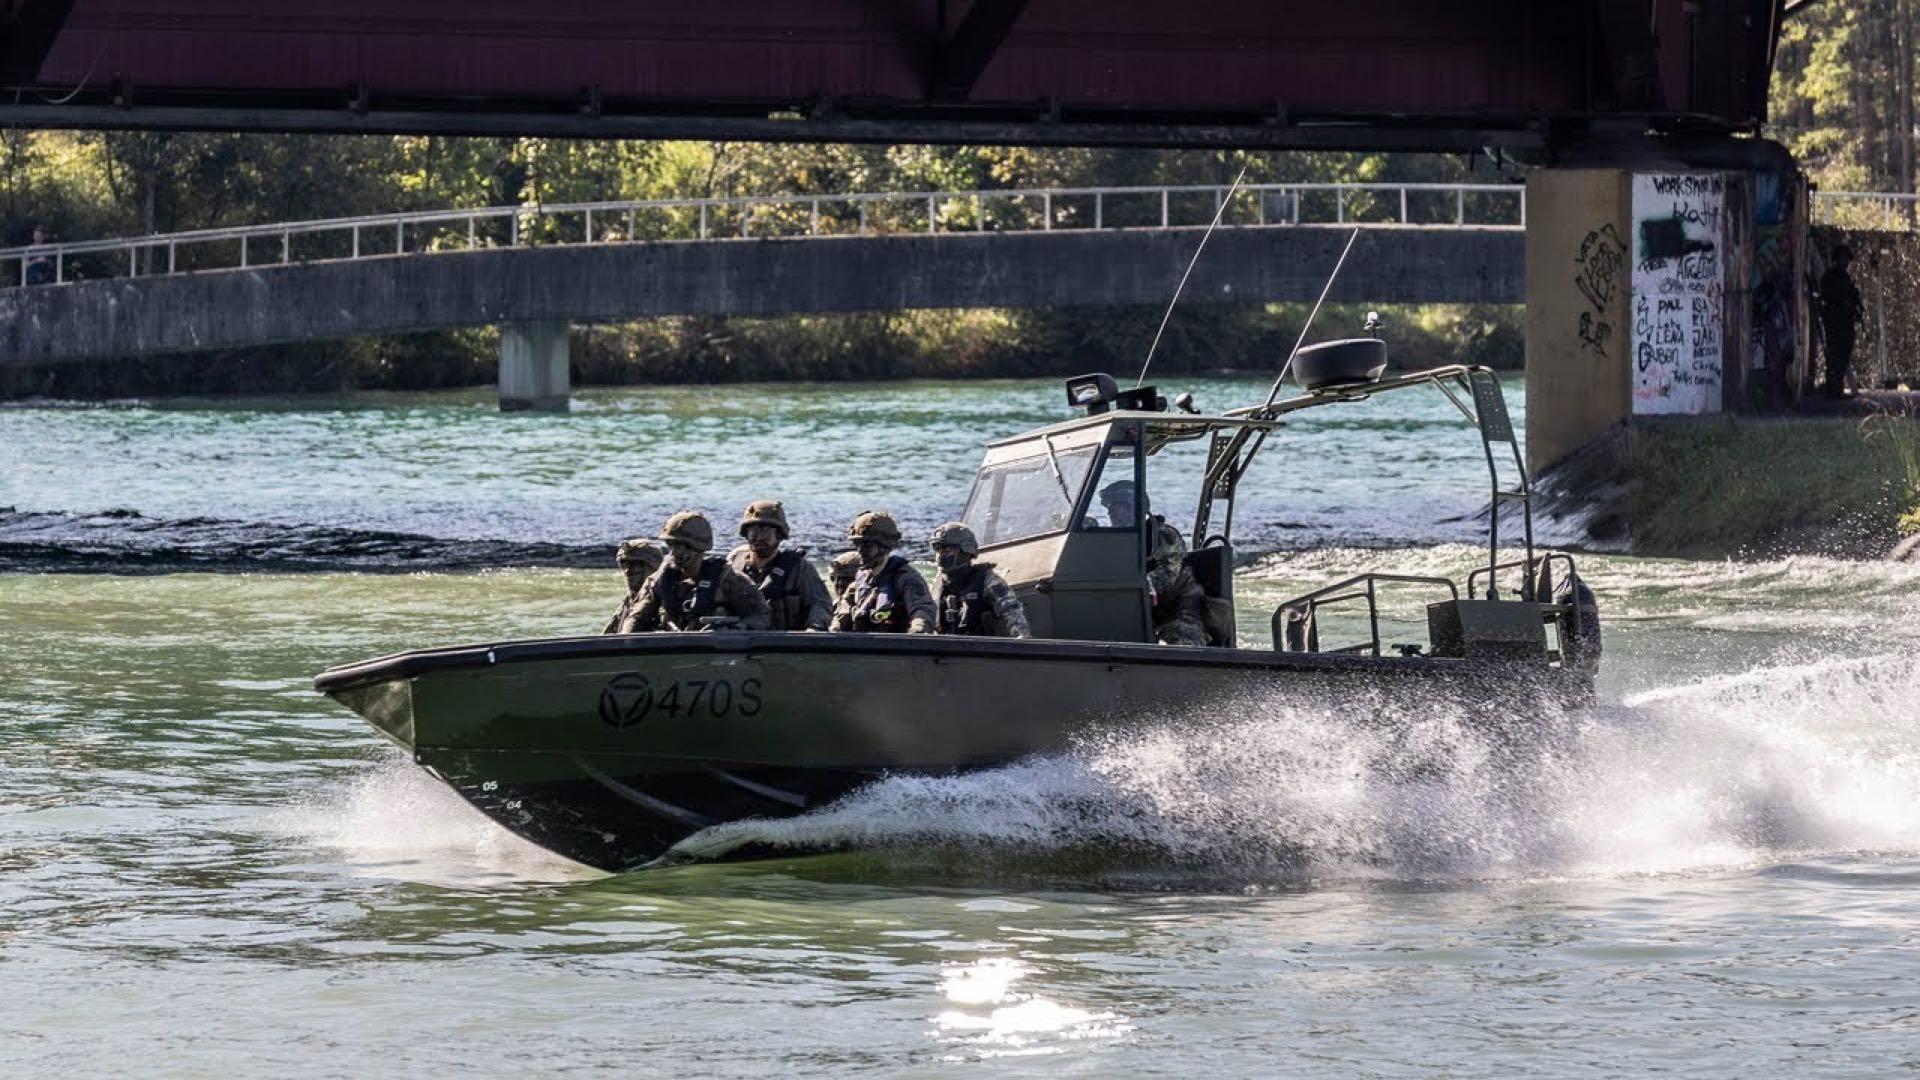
[[727, 500, 833, 631], [928, 522, 1031, 638], [619, 511, 772, 632], [602, 537, 665, 634], [1099, 481, 1208, 647], [829, 511, 937, 634]]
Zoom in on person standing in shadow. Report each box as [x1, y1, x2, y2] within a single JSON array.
[[1819, 244, 1863, 400]]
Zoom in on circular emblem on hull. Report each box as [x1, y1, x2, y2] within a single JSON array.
[[599, 672, 654, 729]]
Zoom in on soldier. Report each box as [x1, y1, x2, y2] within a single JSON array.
[[828, 550, 863, 602], [602, 537, 665, 634], [1148, 540, 1209, 647], [620, 511, 771, 632], [1100, 480, 1208, 646], [727, 500, 833, 631], [927, 522, 1031, 638], [829, 511, 936, 634]]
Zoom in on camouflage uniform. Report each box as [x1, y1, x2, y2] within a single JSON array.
[[935, 563, 1031, 638], [624, 560, 771, 632], [927, 521, 1031, 638], [828, 511, 936, 634], [603, 537, 664, 634], [621, 511, 772, 632], [726, 500, 833, 631], [729, 546, 833, 630], [1147, 515, 1207, 647], [832, 556, 937, 634]]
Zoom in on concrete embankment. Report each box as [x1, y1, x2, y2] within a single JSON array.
[[1542, 410, 1920, 560]]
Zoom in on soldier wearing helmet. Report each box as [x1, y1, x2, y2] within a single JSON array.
[[602, 537, 665, 634], [829, 510, 936, 634], [928, 522, 1031, 638], [620, 510, 771, 632], [1099, 480, 1206, 647], [827, 550, 863, 602], [726, 499, 833, 631]]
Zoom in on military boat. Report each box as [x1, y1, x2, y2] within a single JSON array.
[[315, 349, 1601, 871]]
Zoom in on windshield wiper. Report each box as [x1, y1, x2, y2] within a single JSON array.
[[1040, 436, 1075, 509]]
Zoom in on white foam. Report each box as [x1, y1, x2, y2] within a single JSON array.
[[273, 753, 597, 885], [671, 652, 1920, 883]]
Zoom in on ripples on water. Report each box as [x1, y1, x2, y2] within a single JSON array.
[[4, 381, 1920, 1075]]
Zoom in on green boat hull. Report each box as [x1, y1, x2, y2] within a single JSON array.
[[315, 632, 1580, 871]]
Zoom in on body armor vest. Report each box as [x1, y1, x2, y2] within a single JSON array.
[[937, 563, 993, 636], [850, 555, 915, 632], [652, 558, 727, 630], [744, 548, 808, 630]]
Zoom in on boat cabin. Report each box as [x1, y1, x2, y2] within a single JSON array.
[[958, 376, 1268, 646], [958, 351, 1585, 666]]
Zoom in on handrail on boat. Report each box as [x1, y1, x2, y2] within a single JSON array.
[[1225, 362, 1536, 605], [1270, 572, 1461, 658], [1465, 551, 1581, 601]]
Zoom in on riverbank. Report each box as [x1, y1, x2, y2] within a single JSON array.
[[1557, 411, 1920, 560], [0, 302, 1520, 400]]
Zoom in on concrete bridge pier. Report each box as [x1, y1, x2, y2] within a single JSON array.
[[1524, 144, 1809, 476], [498, 321, 571, 412]]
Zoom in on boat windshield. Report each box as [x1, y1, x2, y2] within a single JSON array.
[[961, 442, 1099, 546]]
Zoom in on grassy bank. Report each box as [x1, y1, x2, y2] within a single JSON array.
[[1619, 414, 1920, 558], [0, 302, 1521, 400]]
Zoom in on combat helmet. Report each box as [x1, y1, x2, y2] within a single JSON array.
[[927, 521, 980, 557], [830, 549, 863, 577], [659, 510, 715, 552], [1099, 479, 1148, 513], [846, 510, 902, 548], [615, 537, 665, 570], [738, 499, 791, 539]]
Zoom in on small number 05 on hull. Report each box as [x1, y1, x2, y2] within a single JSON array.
[[314, 630, 1584, 872]]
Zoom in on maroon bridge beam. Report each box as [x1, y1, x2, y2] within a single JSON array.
[[0, 1, 1786, 151]]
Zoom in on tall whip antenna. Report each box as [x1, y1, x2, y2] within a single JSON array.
[[1262, 227, 1361, 412], [1136, 164, 1250, 387]]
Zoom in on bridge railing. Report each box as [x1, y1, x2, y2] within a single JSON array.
[[0, 182, 1525, 288], [1813, 191, 1920, 230]]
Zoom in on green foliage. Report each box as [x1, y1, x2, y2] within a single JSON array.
[[1622, 416, 1920, 556], [1769, 0, 1920, 192]]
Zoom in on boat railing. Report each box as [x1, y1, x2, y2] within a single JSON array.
[[1271, 572, 1460, 657], [1465, 551, 1579, 603]]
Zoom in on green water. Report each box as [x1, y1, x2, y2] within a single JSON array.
[[6, 380, 1920, 1075]]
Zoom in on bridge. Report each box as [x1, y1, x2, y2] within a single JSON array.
[[0, 182, 1527, 407], [0, 2, 1784, 153]]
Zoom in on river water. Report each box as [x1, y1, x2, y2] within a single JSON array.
[[5, 377, 1919, 1076]]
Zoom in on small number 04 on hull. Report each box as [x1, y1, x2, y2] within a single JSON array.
[[315, 356, 1602, 872]]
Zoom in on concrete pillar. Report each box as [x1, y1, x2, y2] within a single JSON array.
[[499, 321, 571, 412], [1524, 169, 1633, 474]]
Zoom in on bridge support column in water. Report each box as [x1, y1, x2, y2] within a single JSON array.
[[1524, 168, 1634, 475], [498, 321, 571, 413]]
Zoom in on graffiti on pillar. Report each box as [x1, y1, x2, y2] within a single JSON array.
[[1631, 173, 1725, 414], [1748, 172, 1801, 408], [1577, 309, 1612, 354], [1572, 224, 1624, 354]]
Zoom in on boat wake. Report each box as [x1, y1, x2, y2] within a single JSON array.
[[669, 651, 1920, 884]]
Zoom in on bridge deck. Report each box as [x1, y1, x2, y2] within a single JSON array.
[[0, 226, 1522, 365]]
